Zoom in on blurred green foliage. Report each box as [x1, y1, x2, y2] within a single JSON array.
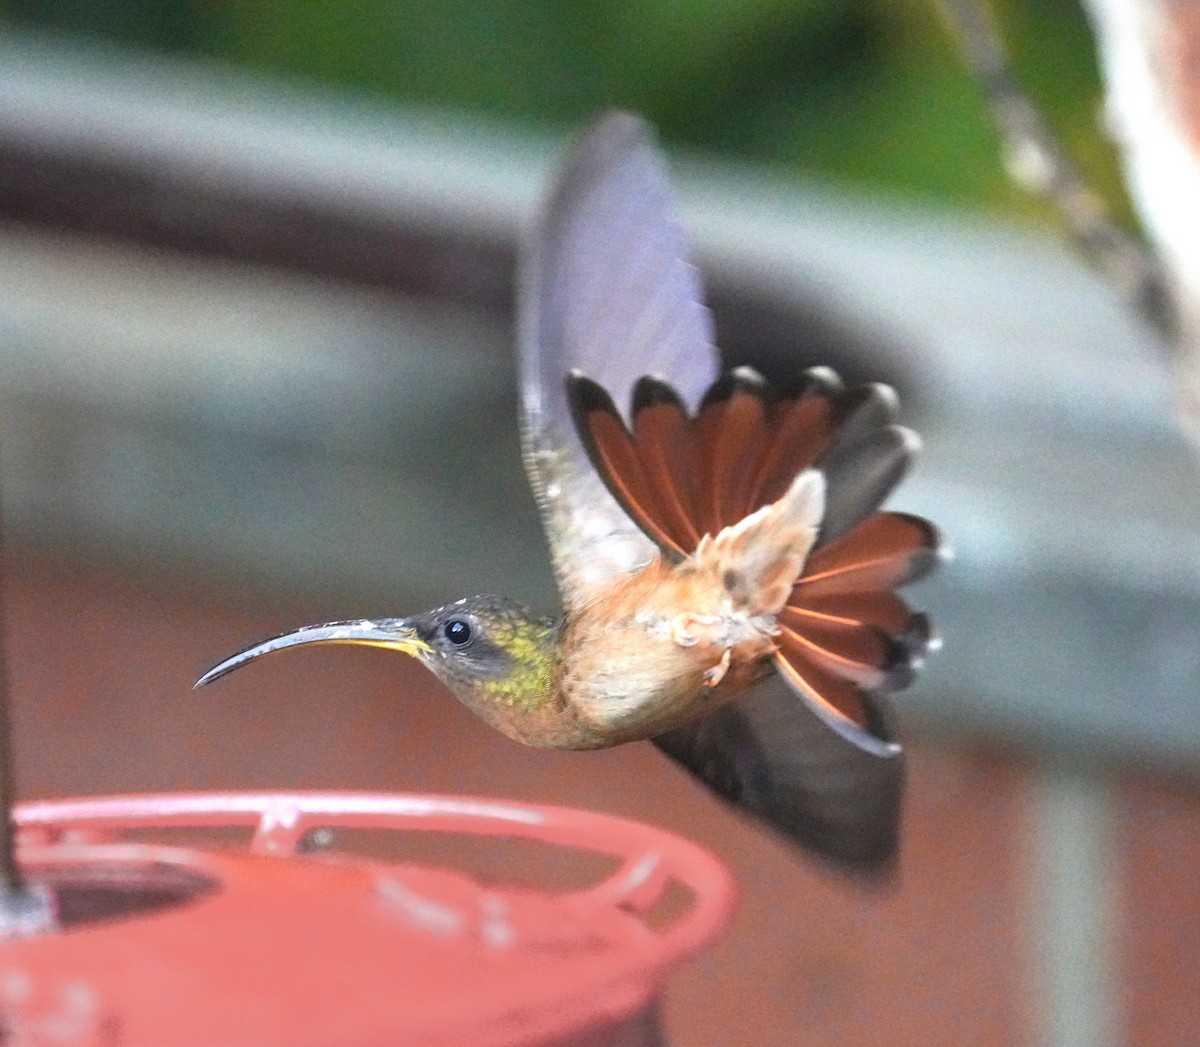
[[0, 0, 1129, 221]]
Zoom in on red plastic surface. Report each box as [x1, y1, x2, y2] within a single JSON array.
[[3, 792, 735, 1046]]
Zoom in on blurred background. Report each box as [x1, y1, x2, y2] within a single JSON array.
[[0, 1, 1195, 1045]]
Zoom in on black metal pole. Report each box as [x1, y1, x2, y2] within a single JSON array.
[[0, 467, 54, 937], [0, 490, 21, 893]]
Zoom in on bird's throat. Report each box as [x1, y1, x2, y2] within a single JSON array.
[[443, 621, 611, 750]]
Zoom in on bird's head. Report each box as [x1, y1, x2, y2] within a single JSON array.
[[196, 595, 563, 732]]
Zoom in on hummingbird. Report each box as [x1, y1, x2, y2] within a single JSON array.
[[197, 112, 944, 876]]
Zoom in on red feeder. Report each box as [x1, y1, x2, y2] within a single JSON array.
[[3, 791, 736, 1046]]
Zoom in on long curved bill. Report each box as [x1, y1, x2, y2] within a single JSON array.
[[194, 619, 431, 688]]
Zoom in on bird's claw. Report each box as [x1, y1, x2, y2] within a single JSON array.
[[703, 648, 732, 688]]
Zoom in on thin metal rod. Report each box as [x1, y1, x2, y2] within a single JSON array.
[[0, 480, 54, 937], [937, 0, 1175, 341], [0, 493, 22, 893]]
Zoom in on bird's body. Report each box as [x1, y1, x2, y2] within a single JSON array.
[[563, 555, 773, 744], [560, 469, 823, 744], [198, 112, 945, 875], [378, 467, 824, 750]]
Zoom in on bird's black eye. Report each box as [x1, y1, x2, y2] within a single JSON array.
[[443, 618, 472, 646]]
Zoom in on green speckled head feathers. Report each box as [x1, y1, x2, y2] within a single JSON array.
[[408, 595, 561, 713], [401, 595, 614, 748]]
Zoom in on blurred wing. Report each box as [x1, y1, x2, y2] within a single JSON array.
[[653, 674, 904, 876], [519, 111, 719, 609]]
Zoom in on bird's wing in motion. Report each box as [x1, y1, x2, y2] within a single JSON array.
[[529, 111, 944, 873], [519, 111, 719, 610], [653, 674, 904, 876]]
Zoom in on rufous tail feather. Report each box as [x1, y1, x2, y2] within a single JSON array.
[[568, 366, 943, 736]]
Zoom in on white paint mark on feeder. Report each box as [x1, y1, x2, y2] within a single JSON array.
[[479, 895, 516, 950], [377, 875, 465, 937]]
